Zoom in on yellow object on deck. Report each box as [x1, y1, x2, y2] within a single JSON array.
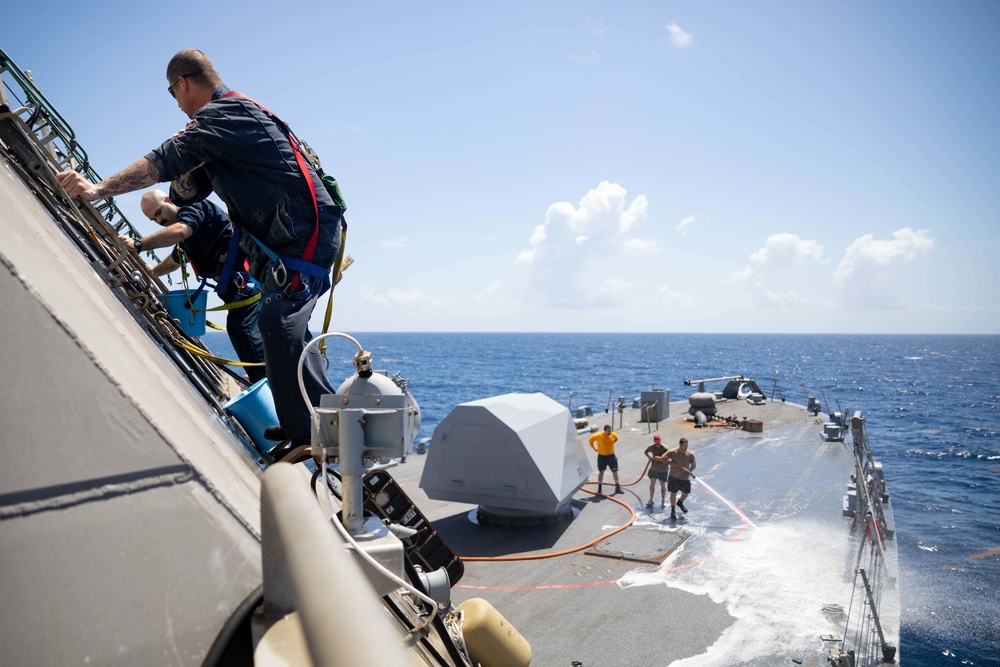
[[457, 597, 531, 667]]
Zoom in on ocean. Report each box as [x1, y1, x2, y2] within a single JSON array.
[[207, 331, 1000, 666]]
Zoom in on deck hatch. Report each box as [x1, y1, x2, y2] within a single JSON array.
[[586, 528, 688, 564]]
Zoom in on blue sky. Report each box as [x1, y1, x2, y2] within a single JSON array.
[[3, 1, 998, 333]]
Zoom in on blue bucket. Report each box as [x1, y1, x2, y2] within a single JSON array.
[[223, 379, 282, 454], [160, 289, 207, 337]]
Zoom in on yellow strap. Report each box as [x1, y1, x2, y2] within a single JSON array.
[[318, 228, 349, 358], [176, 248, 262, 318], [203, 292, 262, 311]]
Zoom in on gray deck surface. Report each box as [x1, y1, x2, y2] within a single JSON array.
[[385, 397, 859, 666]]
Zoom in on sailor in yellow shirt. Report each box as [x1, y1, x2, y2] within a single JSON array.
[[588, 425, 622, 495]]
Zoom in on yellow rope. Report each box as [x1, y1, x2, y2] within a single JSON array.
[[166, 228, 350, 365], [204, 292, 262, 311], [319, 228, 349, 358], [161, 322, 265, 367]]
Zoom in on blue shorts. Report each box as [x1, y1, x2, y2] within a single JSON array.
[[648, 469, 669, 481], [668, 476, 691, 494], [597, 454, 619, 472]]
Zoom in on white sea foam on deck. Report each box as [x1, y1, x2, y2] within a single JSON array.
[[621, 512, 854, 666]]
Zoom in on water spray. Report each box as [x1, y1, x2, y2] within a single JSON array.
[[672, 464, 757, 528]]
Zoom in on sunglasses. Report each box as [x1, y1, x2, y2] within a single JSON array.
[[168, 72, 200, 99]]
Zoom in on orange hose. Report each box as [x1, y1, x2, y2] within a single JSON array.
[[459, 459, 653, 562]]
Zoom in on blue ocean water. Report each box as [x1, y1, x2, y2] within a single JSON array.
[[207, 331, 1000, 666]]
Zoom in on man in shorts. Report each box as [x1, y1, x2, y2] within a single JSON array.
[[588, 424, 622, 495], [666, 437, 697, 520], [644, 434, 669, 508]]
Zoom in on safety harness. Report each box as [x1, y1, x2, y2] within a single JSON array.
[[167, 92, 351, 371], [221, 91, 346, 296]]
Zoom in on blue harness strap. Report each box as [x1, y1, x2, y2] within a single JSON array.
[[190, 277, 209, 302], [243, 229, 331, 297], [215, 225, 243, 297]]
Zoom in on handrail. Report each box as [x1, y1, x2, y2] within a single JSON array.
[[859, 569, 897, 664]]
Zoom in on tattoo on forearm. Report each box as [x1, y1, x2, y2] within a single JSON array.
[[97, 157, 161, 197], [173, 171, 198, 199]]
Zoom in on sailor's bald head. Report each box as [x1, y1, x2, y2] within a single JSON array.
[[140, 189, 176, 226]]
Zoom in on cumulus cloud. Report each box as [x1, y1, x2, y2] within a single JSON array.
[[666, 23, 694, 49], [517, 181, 652, 307], [729, 233, 826, 308], [832, 228, 934, 308], [675, 214, 697, 236], [834, 228, 934, 284]]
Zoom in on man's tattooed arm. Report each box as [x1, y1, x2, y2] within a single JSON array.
[[93, 157, 161, 199]]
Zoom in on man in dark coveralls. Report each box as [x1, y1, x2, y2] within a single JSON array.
[[120, 188, 266, 384], [56, 49, 343, 454]]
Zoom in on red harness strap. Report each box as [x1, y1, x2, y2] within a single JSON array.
[[221, 91, 321, 286]]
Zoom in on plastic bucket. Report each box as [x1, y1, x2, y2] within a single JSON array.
[[160, 289, 207, 337], [223, 379, 281, 453]]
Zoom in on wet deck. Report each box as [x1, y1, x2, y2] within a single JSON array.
[[383, 396, 858, 666]]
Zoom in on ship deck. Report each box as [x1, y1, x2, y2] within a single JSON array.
[[383, 397, 867, 666]]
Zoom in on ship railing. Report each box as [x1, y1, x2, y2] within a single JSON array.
[[840, 540, 897, 666], [837, 414, 897, 667], [850, 414, 890, 546]]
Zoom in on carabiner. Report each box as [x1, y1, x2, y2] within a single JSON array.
[[271, 259, 288, 288]]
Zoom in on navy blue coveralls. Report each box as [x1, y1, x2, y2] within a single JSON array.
[[173, 200, 266, 384], [147, 85, 342, 445]]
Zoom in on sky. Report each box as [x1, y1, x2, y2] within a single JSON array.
[[3, 1, 999, 333]]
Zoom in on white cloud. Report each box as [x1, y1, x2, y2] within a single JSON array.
[[675, 214, 697, 236], [832, 228, 934, 309], [666, 23, 694, 49], [729, 233, 826, 309], [834, 228, 934, 284], [517, 181, 653, 307]]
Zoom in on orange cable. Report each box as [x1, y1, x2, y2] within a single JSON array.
[[459, 459, 653, 562]]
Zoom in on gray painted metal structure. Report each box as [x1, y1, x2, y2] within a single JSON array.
[[419, 393, 592, 513], [0, 124, 262, 666]]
